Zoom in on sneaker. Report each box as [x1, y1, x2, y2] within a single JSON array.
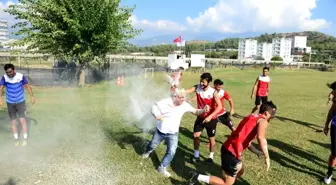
[[206, 158, 214, 165], [188, 171, 199, 185], [324, 174, 332, 184], [14, 139, 20, 147], [21, 140, 27, 147], [190, 156, 200, 164], [157, 166, 171, 178], [142, 152, 150, 159]]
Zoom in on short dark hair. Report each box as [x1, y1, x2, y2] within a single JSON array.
[[200, 72, 212, 83], [179, 67, 184, 70], [259, 101, 277, 115], [214, 79, 223, 85], [327, 81, 336, 90], [4, 63, 15, 71], [263, 67, 269, 71]]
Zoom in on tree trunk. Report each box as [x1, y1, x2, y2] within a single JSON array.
[[78, 65, 86, 87]]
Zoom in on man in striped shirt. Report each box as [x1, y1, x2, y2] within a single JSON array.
[[0, 64, 35, 146]]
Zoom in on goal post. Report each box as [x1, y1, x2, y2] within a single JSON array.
[[139, 68, 154, 79]]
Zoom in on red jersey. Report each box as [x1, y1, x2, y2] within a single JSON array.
[[257, 75, 270, 97], [215, 89, 231, 116], [223, 114, 265, 159], [195, 84, 217, 119]]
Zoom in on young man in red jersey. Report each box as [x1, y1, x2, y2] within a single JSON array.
[[186, 72, 223, 164], [188, 101, 277, 185], [213, 79, 235, 132], [251, 67, 271, 114]]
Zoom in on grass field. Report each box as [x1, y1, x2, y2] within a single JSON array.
[[0, 68, 335, 185]]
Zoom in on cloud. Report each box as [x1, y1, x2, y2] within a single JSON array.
[[129, 15, 186, 33], [185, 0, 331, 33]]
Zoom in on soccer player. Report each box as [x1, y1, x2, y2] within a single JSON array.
[[251, 67, 271, 114], [142, 88, 209, 177], [169, 67, 184, 93], [188, 101, 277, 185], [326, 81, 336, 105], [323, 86, 336, 184], [0, 64, 35, 146], [213, 79, 235, 132], [186, 72, 222, 164]]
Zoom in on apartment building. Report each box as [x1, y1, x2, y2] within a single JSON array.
[[272, 37, 292, 61], [238, 39, 258, 60]]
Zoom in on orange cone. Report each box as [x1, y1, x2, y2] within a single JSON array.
[[116, 76, 121, 86], [120, 75, 124, 86]]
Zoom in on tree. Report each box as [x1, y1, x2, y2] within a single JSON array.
[[271, 56, 283, 61], [5, 0, 141, 65]]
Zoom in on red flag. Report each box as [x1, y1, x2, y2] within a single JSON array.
[[173, 36, 182, 43]]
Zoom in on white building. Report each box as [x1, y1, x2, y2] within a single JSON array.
[[257, 43, 273, 61], [291, 35, 311, 54], [0, 20, 9, 43], [272, 37, 292, 61], [238, 39, 258, 60]]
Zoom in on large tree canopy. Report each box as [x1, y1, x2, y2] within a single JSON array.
[[5, 0, 141, 63]]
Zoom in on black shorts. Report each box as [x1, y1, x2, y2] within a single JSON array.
[[331, 125, 336, 156], [255, 96, 268, 105], [7, 101, 26, 120], [193, 116, 218, 137], [218, 112, 233, 128], [221, 146, 242, 177]]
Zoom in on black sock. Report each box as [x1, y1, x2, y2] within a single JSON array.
[[327, 166, 333, 176]]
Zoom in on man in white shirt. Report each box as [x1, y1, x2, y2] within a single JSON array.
[[142, 88, 209, 177]]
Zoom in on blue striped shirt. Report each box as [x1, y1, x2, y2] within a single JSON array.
[[0, 73, 28, 104]]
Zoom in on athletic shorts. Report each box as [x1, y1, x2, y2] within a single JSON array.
[[218, 112, 232, 128], [331, 125, 336, 156], [221, 146, 242, 177], [193, 116, 218, 137], [255, 96, 268, 105], [7, 101, 26, 120]]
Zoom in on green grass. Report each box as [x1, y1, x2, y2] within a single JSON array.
[[0, 68, 335, 185]]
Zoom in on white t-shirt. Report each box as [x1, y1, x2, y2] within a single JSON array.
[[152, 98, 196, 134]]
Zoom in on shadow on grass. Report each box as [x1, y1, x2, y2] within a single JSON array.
[[233, 112, 323, 132], [268, 139, 325, 179], [275, 116, 323, 132], [309, 139, 330, 149], [0, 178, 19, 185]]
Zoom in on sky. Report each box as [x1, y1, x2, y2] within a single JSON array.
[[1, 0, 335, 39]]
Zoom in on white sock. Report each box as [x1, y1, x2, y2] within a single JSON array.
[[209, 152, 214, 159], [23, 133, 28, 139], [13, 133, 18, 139], [194, 150, 200, 158], [197, 174, 210, 184]]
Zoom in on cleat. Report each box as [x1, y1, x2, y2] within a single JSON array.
[[21, 140, 27, 147]]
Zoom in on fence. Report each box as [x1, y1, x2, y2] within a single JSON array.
[[0, 62, 168, 87]]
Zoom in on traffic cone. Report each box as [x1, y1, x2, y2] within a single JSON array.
[[116, 76, 121, 86], [120, 75, 124, 86]]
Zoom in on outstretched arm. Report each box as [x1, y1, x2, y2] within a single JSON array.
[[257, 119, 270, 171], [185, 86, 196, 94], [251, 77, 259, 98], [324, 101, 336, 135]]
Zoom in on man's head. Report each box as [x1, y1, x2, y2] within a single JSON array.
[[4, 64, 16, 78], [327, 81, 336, 90], [262, 67, 269, 76], [200, 72, 212, 90], [213, 79, 224, 91], [172, 88, 186, 106], [259, 101, 277, 120]]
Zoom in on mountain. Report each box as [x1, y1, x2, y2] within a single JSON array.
[[129, 32, 262, 46]]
